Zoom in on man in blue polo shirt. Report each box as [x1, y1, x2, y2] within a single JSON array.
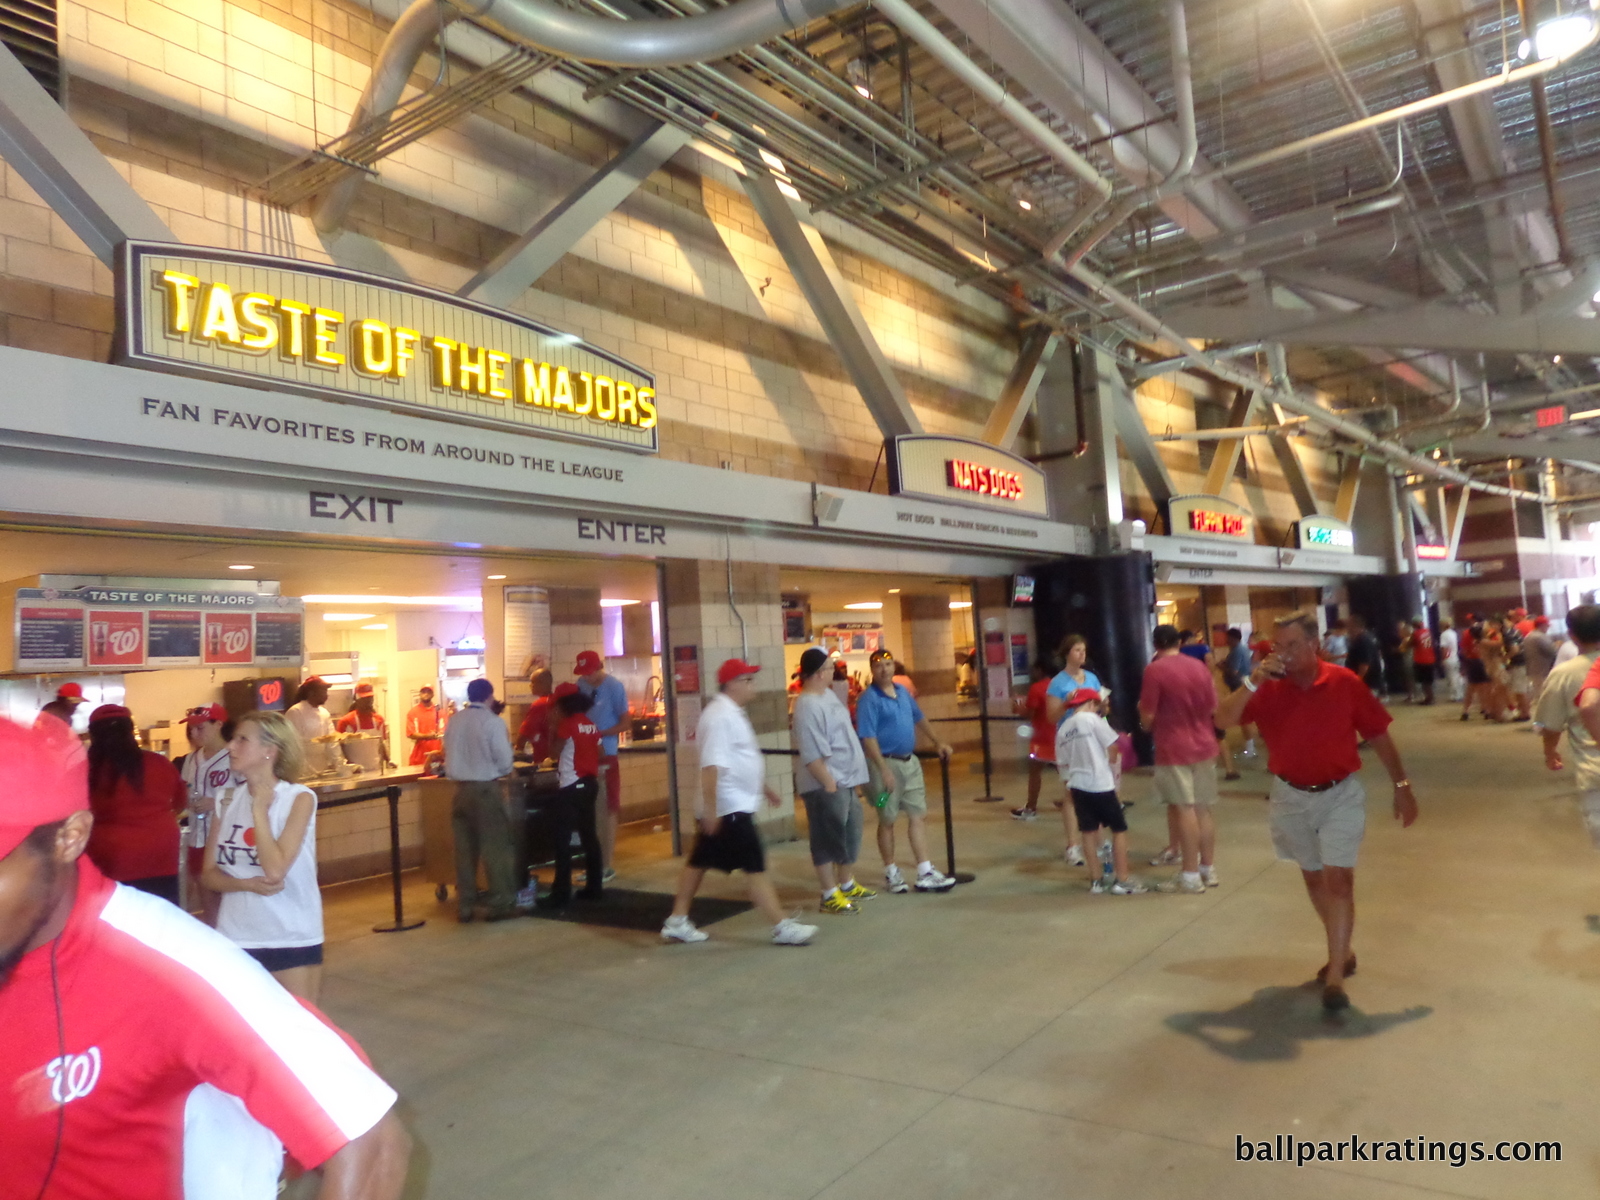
[[857, 648, 957, 893]]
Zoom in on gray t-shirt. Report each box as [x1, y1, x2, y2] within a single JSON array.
[[792, 689, 868, 794], [1524, 632, 1559, 680]]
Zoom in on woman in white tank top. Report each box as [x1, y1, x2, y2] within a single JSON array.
[[201, 710, 323, 1002]]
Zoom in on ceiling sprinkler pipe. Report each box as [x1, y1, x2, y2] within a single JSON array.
[[315, 0, 860, 230], [1066, 261, 1541, 500]]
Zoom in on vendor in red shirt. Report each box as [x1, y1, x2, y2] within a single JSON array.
[[0, 716, 412, 1200], [516, 667, 555, 762], [1217, 611, 1418, 1012], [336, 683, 391, 765], [1010, 660, 1058, 821], [84, 705, 187, 905], [539, 682, 603, 907], [404, 685, 444, 765]]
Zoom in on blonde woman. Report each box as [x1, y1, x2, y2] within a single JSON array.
[[202, 711, 323, 1002]]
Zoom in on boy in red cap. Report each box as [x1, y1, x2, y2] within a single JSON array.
[[0, 716, 412, 1198], [663, 659, 817, 946], [1055, 688, 1144, 894]]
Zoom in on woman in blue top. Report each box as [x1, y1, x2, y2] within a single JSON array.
[[1044, 635, 1103, 866]]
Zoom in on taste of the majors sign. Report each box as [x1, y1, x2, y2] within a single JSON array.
[[114, 242, 660, 453]]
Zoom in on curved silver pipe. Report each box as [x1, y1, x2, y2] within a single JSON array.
[[315, 0, 857, 231]]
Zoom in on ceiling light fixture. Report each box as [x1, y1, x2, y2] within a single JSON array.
[[949, 601, 972, 610], [487, 574, 507, 580], [323, 613, 376, 622], [599, 598, 642, 608], [846, 57, 872, 98], [360, 623, 389, 631], [888, 588, 901, 594], [843, 601, 884, 610], [1520, 13, 1597, 61], [1018, 197, 1033, 210], [227, 564, 255, 571]]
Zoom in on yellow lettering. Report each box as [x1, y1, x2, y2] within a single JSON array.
[[573, 371, 594, 416], [431, 337, 456, 389], [456, 343, 487, 394], [198, 283, 241, 344], [615, 381, 637, 425], [486, 351, 510, 401], [393, 328, 420, 379], [517, 359, 552, 407], [552, 367, 575, 412], [310, 308, 344, 367], [592, 375, 616, 422], [353, 319, 393, 376], [637, 387, 657, 429], [277, 299, 311, 359], [156, 270, 200, 335], [237, 293, 279, 351]]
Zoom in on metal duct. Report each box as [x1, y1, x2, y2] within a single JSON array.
[[315, 0, 857, 231]]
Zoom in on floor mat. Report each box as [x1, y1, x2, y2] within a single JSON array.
[[526, 887, 752, 932]]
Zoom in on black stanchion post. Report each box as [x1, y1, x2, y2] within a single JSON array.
[[373, 784, 425, 933], [971, 579, 1004, 803], [940, 755, 976, 884]]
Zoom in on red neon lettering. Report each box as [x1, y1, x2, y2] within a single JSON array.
[[1188, 509, 1245, 536], [945, 459, 1023, 501]]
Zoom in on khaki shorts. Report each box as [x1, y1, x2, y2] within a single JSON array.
[[1154, 761, 1219, 807], [1269, 776, 1366, 871], [1580, 791, 1600, 848], [868, 755, 927, 821], [1508, 666, 1529, 696]]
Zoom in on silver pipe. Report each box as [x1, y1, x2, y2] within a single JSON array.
[[726, 548, 747, 660], [1153, 417, 1310, 441], [1066, 261, 1543, 501], [1060, 0, 1196, 271], [873, 0, 1115, 201]]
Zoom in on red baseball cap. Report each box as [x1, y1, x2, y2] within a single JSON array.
[[1065, 688, 1101, 709], [717, 658, 761, 685], [88, 704, 131, 724], [354, 683, 375, 698], [573, 650, 603, 675], [56, 682, 86, 702], [553, 681, 581, 698], [184, 703, 227, 725], [0, 718, 88, 860]]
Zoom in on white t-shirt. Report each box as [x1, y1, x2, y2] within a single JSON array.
[[697, 693, 765, 815], [1055, 709, 1119, 793], [286, 700, 337, 775], [214, 779, 323, 949], [181, 745, 233, 848], [1439, 628, 1459, 663], [1535, 652, 1600, 789]]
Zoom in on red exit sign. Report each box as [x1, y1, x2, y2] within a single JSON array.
[[1189, 509, 1246, 536], [1536, 405, 1567, 428], [946, 459, 1024, 501]]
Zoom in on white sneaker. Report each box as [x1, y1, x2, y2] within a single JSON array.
[[1109, 877, 1148, 895], [661, 915, 708, 943], [1063, 844, 1087, 867], [771, 917, 817, 945], [1200, 865, 1220, 888], [915, 867, 957, 892], [1155, 873, 1206, 894], [1089, 876, 1110, 894], [884, 864, 910, 894], [1149, 847, 1181, 866]]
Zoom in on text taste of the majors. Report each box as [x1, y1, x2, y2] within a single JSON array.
[[944, 459, 1024, 501], [154, 272, 657, 430]]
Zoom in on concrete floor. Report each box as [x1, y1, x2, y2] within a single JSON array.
[[318, 706, 1598, 1199]]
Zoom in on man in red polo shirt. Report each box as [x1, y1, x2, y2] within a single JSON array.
[[0, 716, 411, 1198], [1217, 611, 1418, 1012]]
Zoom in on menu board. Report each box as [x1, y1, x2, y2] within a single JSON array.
[[148, 609, 203, 664], [13, 584, 303, 672], [254, 611, 304, 665], [18, 607, 84, 670]]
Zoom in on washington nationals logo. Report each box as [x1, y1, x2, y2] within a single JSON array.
[[45, 1048, 101, 1104]]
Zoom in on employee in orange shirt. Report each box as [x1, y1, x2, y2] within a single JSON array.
[[405, 686, 444, 765]]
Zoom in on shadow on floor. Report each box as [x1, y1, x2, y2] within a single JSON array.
[[1166, 985, 1432, 1062], [525, 887, 751, 933]]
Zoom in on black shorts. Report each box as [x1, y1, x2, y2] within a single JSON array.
[[687, 810, 766, 874], [246, 944, 324, 972], [126, 875, 180, 904], [1070, 788, 1127, 834], [1414, 662, 1436, 684], [1465, 659, 1489, 685]]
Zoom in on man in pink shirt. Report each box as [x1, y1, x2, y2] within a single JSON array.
[[1138, 624, 1220, 894]]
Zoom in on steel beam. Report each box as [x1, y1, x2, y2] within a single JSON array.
[[742, 170, 922, 439], [981, 326, 1054, 449], [1447, 486, 1470, 559], [0, 42, 173, 264], [460, 121, 690, 305], [1264, 407, 1321, 518], [1106, 362, 1175, 513], [1203, 389, 1256, 497], [1163, 304, 1600, 355], [1334, 456, 1363, 524], [1529, 261, 1600, 317]]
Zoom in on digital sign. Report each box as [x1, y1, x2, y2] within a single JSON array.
[[946, 459, 1025, 501], [1302, 525, 1354, 549], [1188, 509, 1247, 537], [1536, 405, 1567, 429], [116, 243, 659, 453]]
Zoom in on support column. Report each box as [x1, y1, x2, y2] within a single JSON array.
[[1038, 339, 1122, 546], [982, 326, 1055, 450], [662, 558, 793, 846], [899, 592, 958, 724]]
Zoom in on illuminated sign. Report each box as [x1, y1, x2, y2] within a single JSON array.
[[946, 459, 1025, 501], [115, 243, 658, 453], [887, 435, 1049, 518], [1189, 509, 1246, 536], [1169, 494, 1253, 542], [1294, 515, 1356, 554], [1416, 544, 1449, 559], [1536, 405, 1567, 429]]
